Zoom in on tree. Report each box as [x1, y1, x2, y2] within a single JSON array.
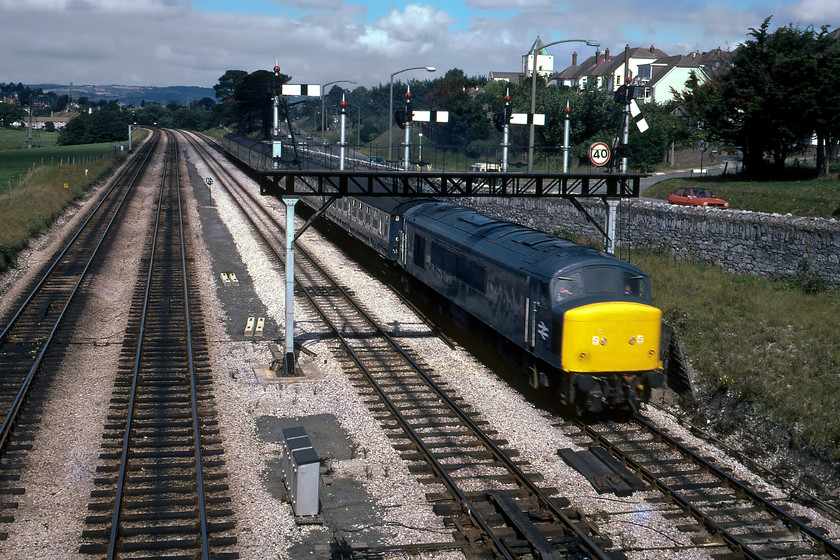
[[0, 103, 26, 127], [234, 70, 277, 136], [55, 94, 70, 112], [809, 28, 840, 176], [680, 18, 838, 177], [195, 97, 216, 111], [58, 102, 127, 145], [214, 70, 248, 101]]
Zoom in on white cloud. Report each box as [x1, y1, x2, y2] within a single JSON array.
[[466, 0, 555, 9], [0, 0, 835, 88], [782, 0, 840, 26]]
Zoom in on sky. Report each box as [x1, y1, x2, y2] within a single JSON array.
[[1, 0, 838, 90]]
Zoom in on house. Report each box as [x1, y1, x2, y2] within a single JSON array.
[[552, 45, 733, 105], [488, 71, 525, 86], [18, 111, 76, 130], [550, 45, 669, 92], [634, 49, 733, 104]]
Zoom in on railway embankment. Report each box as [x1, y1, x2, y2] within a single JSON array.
[[461, 196, 840, 287]]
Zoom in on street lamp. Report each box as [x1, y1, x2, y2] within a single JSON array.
[[321, 80, 355, 135], [528, 39, 599, 172], [389, 66, 436, 162]]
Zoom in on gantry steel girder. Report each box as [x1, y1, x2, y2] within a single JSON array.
[[258, 169, 645, 199]]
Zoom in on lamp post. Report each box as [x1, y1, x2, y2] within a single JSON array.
[[528, 38, 599, 172], [389, 66, 435, 162], [321, 80, 355, 135], [418, 132, 423, 167]]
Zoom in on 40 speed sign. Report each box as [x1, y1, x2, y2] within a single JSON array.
[[589, 142, 610, 167]]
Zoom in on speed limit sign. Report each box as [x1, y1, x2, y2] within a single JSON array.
[[589, 142, 611, 167]]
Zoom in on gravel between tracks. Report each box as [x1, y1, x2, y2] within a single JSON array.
[[0, 134, 836, 559]]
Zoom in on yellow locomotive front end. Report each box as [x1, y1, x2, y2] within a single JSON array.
[[562, 302, 662, 373], [558, 300, 664, 414]]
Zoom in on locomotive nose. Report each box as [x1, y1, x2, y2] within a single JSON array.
[[561, 302, 662, 373]]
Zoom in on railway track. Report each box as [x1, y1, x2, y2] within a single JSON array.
[[0, 130, 159, 539], [182, 131, 621, 559], [79, 131, 237, 558], [561, 413, 840, 559]]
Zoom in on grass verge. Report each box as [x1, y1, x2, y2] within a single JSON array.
[[0, 148, 128, 272], [632, 250, 840, 458], [643, 173, 840, 219]]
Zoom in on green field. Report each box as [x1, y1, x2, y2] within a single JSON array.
[[644, 172, 840, 219], [0, 128, 58, 150], [0, 129, 128, 193]]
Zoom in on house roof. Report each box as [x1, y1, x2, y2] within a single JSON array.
[[554, 45, 671, 82], [553, 46, 733, 89], [528, 36, 548, 56]]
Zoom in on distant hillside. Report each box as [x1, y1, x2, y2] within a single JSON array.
[[30, 83, 216, 106]]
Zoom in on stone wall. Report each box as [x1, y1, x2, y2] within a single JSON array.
[[459, 197, 840, 287]]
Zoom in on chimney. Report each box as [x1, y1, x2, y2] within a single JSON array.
[[596, 49, 601, 60], [605, 48, 610, 59], [572, 52, 578, 66], [650, 45, 655, 53]]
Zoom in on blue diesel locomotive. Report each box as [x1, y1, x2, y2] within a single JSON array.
[[223, 134, 664, 413]]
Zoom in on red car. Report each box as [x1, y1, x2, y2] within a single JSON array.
[[667, 187, 729, 208]]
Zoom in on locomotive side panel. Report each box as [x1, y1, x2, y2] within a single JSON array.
[[403, 212, 532, 355]]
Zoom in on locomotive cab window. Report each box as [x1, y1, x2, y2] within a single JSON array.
[[553, 272, 582, 301], [584, 267, 619, 294], [622, 272, 650, 300]]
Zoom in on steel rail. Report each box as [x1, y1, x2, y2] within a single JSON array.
[[185, 131, 613, 560], [175, 136, 211, 559], [635, 415, 840, 559], [575, 415, 840, 560], [0, 133, 159, 454], [648, 401, 840, 525], [179, 132, 513, 559], [106, 132, 209, 559]]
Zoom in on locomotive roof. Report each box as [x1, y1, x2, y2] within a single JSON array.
[[405, 202, 639, 279]]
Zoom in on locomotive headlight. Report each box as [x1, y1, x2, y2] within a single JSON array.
[[628, 337, 636, 345], [578, 352, 587, 362]]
